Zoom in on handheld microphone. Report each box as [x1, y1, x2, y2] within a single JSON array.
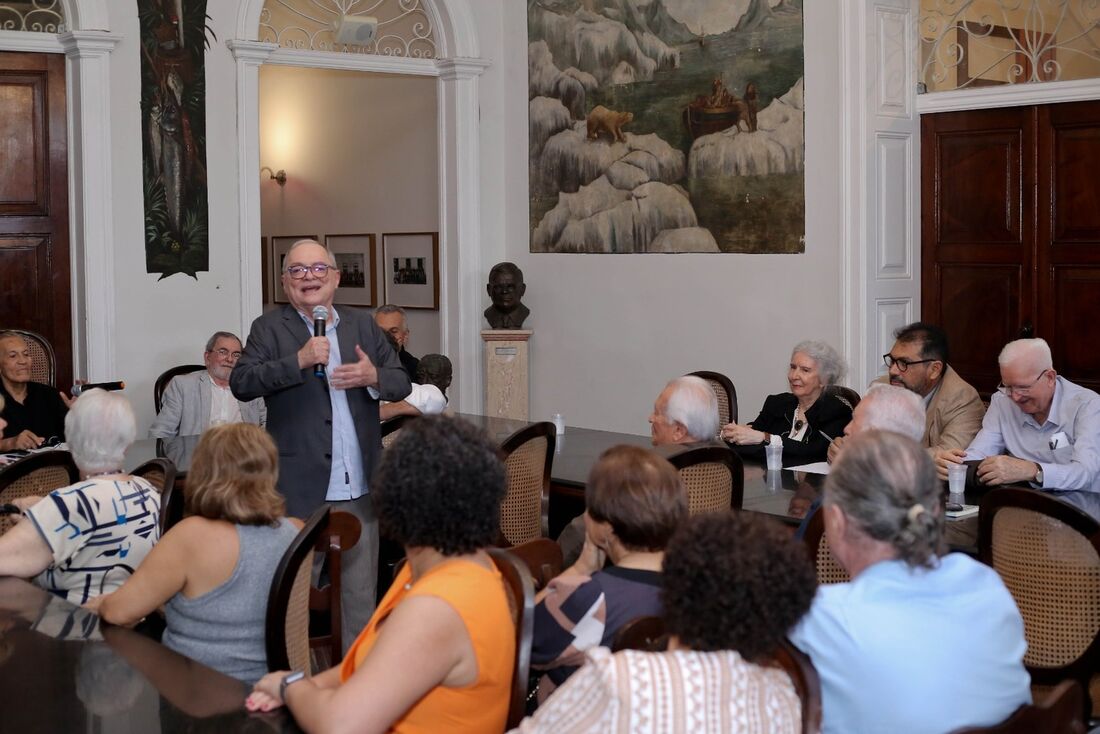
[[312, 305, 328, 378], [71, 381, 125, 396]]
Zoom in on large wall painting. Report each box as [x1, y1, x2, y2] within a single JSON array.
[[529, 0, 804, 254], [138, 0, 214, 279]]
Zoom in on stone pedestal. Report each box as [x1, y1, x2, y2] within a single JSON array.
[[482, 329, 532, 421]]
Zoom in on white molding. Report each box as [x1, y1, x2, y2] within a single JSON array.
[[0, 30, 64, 53], [62, 0, 109, 32], [265, 47, 439, 76], [436, 56, 491, 80], [917, 77, 1100, 114], [839, 1, 863, 389]]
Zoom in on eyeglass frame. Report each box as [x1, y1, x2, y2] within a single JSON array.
[[882, 353, 938, 373], [997, 369, 1050, 396], [284, 263, 334, 279], [207, 347, 242, 360]]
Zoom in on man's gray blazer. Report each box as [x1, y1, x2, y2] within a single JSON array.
[[230, 304, 411, 518], [149, 370, 266, 438]]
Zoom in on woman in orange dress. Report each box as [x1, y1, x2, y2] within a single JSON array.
[[247, 415, 515, 734]]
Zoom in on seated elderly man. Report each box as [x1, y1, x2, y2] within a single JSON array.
[[374, 305, 420, 381], [0, 389, 160, 603], [557, 375, 719, 566], [936, 338, 1100, 495], [149, 331, 266, 438], [0, 331, 70, 451], [380, 354, 451, 419]]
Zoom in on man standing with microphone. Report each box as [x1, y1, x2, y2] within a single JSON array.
[[232, 239, 410, 646]]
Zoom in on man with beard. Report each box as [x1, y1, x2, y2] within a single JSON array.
[[149, 331, 266, 438]]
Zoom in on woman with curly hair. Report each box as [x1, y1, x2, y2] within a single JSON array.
[[790, 430, 1030, 733], [247, 415, 515, 734], [513, 511, 816, 733]]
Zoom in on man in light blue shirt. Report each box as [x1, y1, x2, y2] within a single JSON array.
[[936, 338, 1100, 497]]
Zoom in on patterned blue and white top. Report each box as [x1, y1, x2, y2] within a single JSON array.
[[25, 477, 161, 604]]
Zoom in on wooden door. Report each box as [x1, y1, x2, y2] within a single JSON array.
[[0, 51, 71, 389], [921, 107, 1034, 395]]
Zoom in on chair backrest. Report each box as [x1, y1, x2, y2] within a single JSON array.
[[5, 329, 56, 386], [667, 445, 744, 515], [611, 615, 667, 653], [130, 458, 181, 535], [153, 364, 205, 414], [801, 506, 850, 585], [499, 422, 555, 545], [266, 506, 330, 674], [979, 488, 1100, 701], [948, 679, 1085, 734], [487, 548, 535, 731], [773, 639, 823, 734], [309, 510, 362, 670], [823, 385, 861, 410], [0, 451, 79, 535], [380, 414, 416, 449], [502, 537, 562, 592], [688, 370, 738, 425]]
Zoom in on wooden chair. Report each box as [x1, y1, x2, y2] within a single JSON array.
[[773, 639, 823, 734], [979, 488, 1100, 721], [823, 385, 861, 410], [487, 548, 535, 731], [131, 458, 181, 535], [0, 451, 78, 535], [611, 615, 667, 653], [801, 505, 850, 585], [5, 329, 56, 386], [266, 507, 330, 674], [309, 510, 361, 671], [667, 445, 744, 515], [153, 364, 205, 414], [949, 679, 1085, 734], [502, 537, 562, 592], [499, 422, 555, 546], [380, 414, 416, 449], [688, 370, 738, 425]]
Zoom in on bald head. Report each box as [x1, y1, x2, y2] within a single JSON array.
[[844, 383, 925, 443]]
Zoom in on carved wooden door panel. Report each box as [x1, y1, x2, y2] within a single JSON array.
[[0, 51, 71, 389]]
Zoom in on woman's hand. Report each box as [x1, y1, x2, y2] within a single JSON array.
[[246, 672, 287, 712], [82, 595, 106, 613], [721, 423, 766, 445]]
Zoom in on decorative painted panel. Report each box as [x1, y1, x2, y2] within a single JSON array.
[[876, 6, 910, 117]]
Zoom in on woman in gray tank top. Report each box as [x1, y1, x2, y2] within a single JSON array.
[[89, 424, 303, 685]]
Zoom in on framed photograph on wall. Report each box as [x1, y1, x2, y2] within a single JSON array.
[[325, 234, 378, 307], [270, 235, 318, 304], [382, 232, 439, 310]]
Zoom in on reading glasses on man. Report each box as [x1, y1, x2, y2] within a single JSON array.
[[210, 348, 242, 359], [285, 264, 333, 279], [882, 354, 936, 372], [997, 370, 1048, 396]]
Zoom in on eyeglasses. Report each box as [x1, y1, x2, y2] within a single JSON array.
[[997, 370, 1049, 396], [883, 354, 937, 372], [210, 348, 242, 359], [285, 264, 333, 279]]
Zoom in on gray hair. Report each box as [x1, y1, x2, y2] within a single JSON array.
[[998, 338, 1053, 372], [665, 376, 719, 442], [65, 389, 137, 474], [825, 430, 942, 569], [792, 340, 846, 386], [858, 384, 925, 442], [0, 330, 25, 346], [203, 331, 241, 353], [285, 239, 336, 268], [375, 304, 409, 328]]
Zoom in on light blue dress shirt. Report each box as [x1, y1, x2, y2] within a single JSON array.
[[790, 554, 1030, 734], [965, 376, 1100, 494]]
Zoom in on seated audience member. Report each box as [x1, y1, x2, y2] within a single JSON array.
[[558, 375, 718, 566], [936, 337, 1100, 494], [149, 331, 266, 438], [0, 390, 160, 603], [513, 512, 816, 733], [89, 423, 301, 685], [380, 354, 452, 419], [247, 416, 515, 734], [532, 446, 687, 692], [722, 340, 851, 464], [374, 304, 420, 381], [0, 330, 70, 451], [791, 431, 1030, 734]]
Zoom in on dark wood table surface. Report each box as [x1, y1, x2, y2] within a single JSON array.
[[0, 577, 299, 733]]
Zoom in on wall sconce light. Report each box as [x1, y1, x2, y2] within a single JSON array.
[[260, 166, 287, 186]]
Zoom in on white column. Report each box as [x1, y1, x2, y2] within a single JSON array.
[[227, 40, 278, 337], [60, 30, 121, 381], [436, 57, 491, 414]]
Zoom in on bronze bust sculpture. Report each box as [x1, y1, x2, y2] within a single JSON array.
[[484, 262, 530, 329]]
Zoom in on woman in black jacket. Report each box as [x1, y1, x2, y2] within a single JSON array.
[[721, 340, 852, 465]]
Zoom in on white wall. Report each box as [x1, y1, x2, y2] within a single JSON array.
[[257, 66, 441, 358]]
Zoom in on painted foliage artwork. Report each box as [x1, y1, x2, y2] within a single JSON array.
[[529, 0, 804, 254], [139, 0, 214, 279]]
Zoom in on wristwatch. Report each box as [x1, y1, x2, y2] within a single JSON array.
[[279, 670, 306, 701], [1034, 464, 1044, 485]]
